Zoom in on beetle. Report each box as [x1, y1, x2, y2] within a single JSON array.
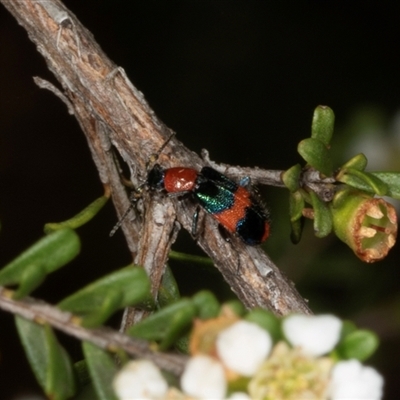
[[147, 163, 270, 245]]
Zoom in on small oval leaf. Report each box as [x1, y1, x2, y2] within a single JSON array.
[[338, 168, 388, 196], [82, 341, 118, 400], [15, 317, 76, 400], [290, 217, 304, 244], [192, 290, 220, 319], [128, 299, 197, 350], [281, 164, 302, 192], [58, 265, 151, 327], [343, 172, 400, 200], [311, 105, 335, 146], [373, 172, 400, 199], [310, 191, 333, 238], [298, 138, 333, 176], [0, 229, 80, 298], [158, 265, 181, 307], [336, 329, 379, 362], [339, 153, 368, 172], [289, 191, 305, 243], [289, 191, 305, 222]]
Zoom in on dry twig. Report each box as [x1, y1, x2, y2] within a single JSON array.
[[0, 286, 187, 376], [1, 0, 312, 325]]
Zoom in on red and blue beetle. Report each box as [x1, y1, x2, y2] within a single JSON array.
[[109, 134, 271, 245], [147, 162, 270, 245]]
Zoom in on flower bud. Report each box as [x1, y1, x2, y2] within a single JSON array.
[[331, 189, 397, 262], [112, 360, 168, 400], [216, 320, 272, 376], [180, 355, 227, 399], [282, 314, 342, 357], [328, 359, 383, 400]]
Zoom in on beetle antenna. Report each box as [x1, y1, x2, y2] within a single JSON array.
[[109, 204, 134, 237], [146, 132, 175, 169]]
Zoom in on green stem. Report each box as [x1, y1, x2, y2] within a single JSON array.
[[168, 250, 214, 266]]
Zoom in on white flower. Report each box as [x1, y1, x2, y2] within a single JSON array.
[[282, 314, 342, 357], [113, 360, 168, 400], [181, 354, 227, 399], [328, 359, 384, 400], [216, 320, 272, 376]]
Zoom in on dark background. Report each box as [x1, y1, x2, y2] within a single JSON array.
[[1, 1, 400, 399]]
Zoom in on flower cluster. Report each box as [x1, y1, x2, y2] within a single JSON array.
[[112, 314, 383, 399]]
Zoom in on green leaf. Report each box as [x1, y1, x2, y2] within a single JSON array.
[[336, 329, 379, 362], [281, 164, 302, 192], [44, 195, 109, 233], [71, 383, 98, 400], [58, 265, 151, 327], [298, 138, 333, 176], [339, 153, 368, 171], [289, 191, 305, 222], [174, 334, 190, 354], [82, 341, 118, 400], [128, 298, 197, 350], [310, 191, 333, 238], [245, 308, 281, 342], [338, 168, 388, 196], [373, 172, 400, 199], [289, 191, 305, 244], [339, 171, 400, 200], [290, 217, 304, 244], [74, 360, 92, 388], [0, 228, 80, 299], [311, 105, 335, 146], [371, 172, 400, 200], [158, 265, 181, 307], [340, 320, 357, 338], [192, 290, 220, 319], [15, 317, 76, 400]]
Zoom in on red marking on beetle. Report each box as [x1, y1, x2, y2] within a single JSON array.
[[163, 168, 198, 193], [213, 186, 251, 233], [260, 222, 270, 242]]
